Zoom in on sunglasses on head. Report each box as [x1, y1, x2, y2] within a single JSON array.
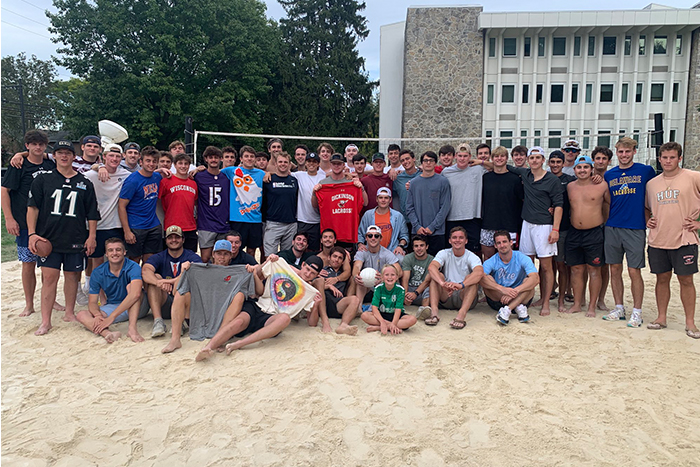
[[366, 234, 381, 239]]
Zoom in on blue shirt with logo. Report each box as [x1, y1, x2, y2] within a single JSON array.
[[119, 171, 162, 229], [605, 163, 656, 230], [89, 259, 142, 305], [221, 166, 264, 223], [482, 251, 537, 288]]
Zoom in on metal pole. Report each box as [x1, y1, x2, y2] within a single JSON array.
[[18, 79, 26, 135]]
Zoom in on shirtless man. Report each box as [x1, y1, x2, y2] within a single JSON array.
[[591, 146, 613, 311], [566, 156, 610, 317]]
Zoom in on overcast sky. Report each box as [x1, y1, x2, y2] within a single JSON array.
[[0, 0, 693, 81]]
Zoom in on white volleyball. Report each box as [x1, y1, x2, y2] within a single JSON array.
[[360, 267, 379, 288]]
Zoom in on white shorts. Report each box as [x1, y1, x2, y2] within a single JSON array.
[[520, 220, 557, 258]]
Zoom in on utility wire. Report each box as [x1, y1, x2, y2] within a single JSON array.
[[1, 20, 52, 39], [1, 7, 52, 27]]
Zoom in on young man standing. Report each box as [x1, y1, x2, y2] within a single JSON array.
[[361, 153, 393, 213], [2, 129, 56, 317], [169, 140, 186, 156], [358, 188, 409, 256], [435, 145, 455, 174], [263, 152, 298, 255], [118, 146, 163, 264], [401, 234, 433, 318], [645, 142, 700, 339], [121, 142, 141, 173], [317, 142, 335, 174], [74, 135, 102, 173], [160, 153, 198, 252], [77, 237, 145, 343], [560, 140, 581, 176], [393, 149, 421, 221], [385, 144, 404, 175], [193, 146, 230, 263], [405, 151, 452, 257], [510, 146, 528, 168], [427, 227, 483, 328], [222, 147, 238, 168], [27, 140, 100, 335], [293, 145, 309, 171], [566, 156, 610, 317], [602, 137, 656, 326], [352, 154, 369, 178], [475, 143, 491, 162], [292, 152, 324, 251], [591, 146, 613, 311]]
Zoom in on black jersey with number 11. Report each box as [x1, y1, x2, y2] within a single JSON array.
[[28, 171, 101, 253]]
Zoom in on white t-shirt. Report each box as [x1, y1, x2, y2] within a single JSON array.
[[433, 248, 483, 283], [85, 167, 132, 230], [291, 170, 326, 224], [257, 258, 319, 318]]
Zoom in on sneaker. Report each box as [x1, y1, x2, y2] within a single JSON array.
[[515, 304, 530, 323], [627, 312, 643, 328], [496, 306, 511, 326], [416, 306, 431, 320], [76, 286, 89, 306], [151, 318, 167, 338], [602, 307, 626, 321]]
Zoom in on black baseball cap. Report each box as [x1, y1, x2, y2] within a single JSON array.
[[372, 152, 386, 162], [124, 142, 141, 152], [306, 152, 320, 162], [53, 140, 75, 154], [82, 135, 101, 146], [304, 255, 324, 273], [330, 153, 344, 163], [549, 150, 565, 161]]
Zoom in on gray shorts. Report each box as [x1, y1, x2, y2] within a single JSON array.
[[263, 221, 297, 255], [198, 230, 228, 250], [407, 285, 429, 305], [554, 230, 568, 263], [439, 291, 478, 310], [604, 226, 646, 269]]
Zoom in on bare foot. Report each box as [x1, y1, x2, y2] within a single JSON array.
[[532, 298, 544, 307], [53, 301, 66, 311], [567, 305, 582, 314], [195, 348, 214, 362], [558, 303, 567, 313], [161, 340, 181, 353], [585, 309, 596, 318], [105, 331, 122, 343], [62, 313, 77, 322], [539, 308, 551, 317], [127, 330, 145, 343], [19, 306, 35, 317], [366, 325, 380, 332], [597, 301, 610, 311], [216, 346, 225, 353], [335, 324, 358, 336], [34, 323, 52, 336], [225, 342, 242, 355]]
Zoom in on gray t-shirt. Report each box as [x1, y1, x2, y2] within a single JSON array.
[[442, 164, 487, 221], [401, 252, 434, 287], [354, 246, 400, 272], [177, 263, 256, 341], [433, 248, 482, 283], [507, 166, 564, 225]]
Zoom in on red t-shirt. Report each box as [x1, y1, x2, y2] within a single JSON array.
[[159, 176, 198, 231], [316, 182, 364, 243], [361, 173, 393, 213]]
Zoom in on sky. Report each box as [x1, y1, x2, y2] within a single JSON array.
[[0, 0, 693, 82]]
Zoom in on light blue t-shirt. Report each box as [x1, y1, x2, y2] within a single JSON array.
[[221, 166, 265, 223], [118, 171, 162, 229], [482, 251, 537, 288], [89, 259, 142, 305]]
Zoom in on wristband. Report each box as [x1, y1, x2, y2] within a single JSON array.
[[28, 233, 37, 238], [552, 229, 559, 232], [461, 283, 465, 289]]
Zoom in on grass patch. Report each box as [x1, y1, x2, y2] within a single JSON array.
[[1, 214, 17, 263]]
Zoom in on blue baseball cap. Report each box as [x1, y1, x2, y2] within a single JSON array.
[[574, 155, 594, 167], [213, 240, 232, 252]]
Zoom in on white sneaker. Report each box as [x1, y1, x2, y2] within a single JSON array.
[[76, 286, 89, 306], [515, 304, 530, 323], [496, 306, 511, 326], [602, 307, 626, 321], [416, 306, 431, 320], [627, 312, 643, 328], [151, 318, 167, 338]]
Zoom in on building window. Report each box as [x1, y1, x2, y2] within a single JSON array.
[[598, 130, 611, 148], [485, 130, 493, 147], [669, 129, 676, 142], [522, 84, 529, 104], [536, 84, 543, 103], [600, 84, 614, 102], [585, 83, 593, 103], [553, 37, 566, 56], [524, 37, 531, 57], [571, 83, 579, 103], [551, 84, 564, 103], [650, 83, 664, 102], [569, 129, 578, 139], [538, 37, 546, 57], [502, 85, 515, 103], [500, 131, 513, 148], [639, 35, 646, 55], [624, 36, 631, 55], [654, 35, 667, 55], [503, 38, 517, 56], [672, 82, 679, 102], [549, 130, 562, 150], [487, 84, 494, 104], [588, 36, 595, 56], [574, 36, 581, 56], [603, 36, 617, 55], [583, 130, 590, 149], [520, 130, 527, 146], [633, 130, 640, 144], [676, 35, 682, 55], [621, 83, 629, 103], [489, 37, 496, 57], [534, 130, 541, 147], [635, 83, 643, 103]]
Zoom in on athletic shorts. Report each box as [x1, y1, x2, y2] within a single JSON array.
[[183, 230, 198, 253], [446, 219, 482, 254], [604, 226, 646, 269], [229, 222, 263, 249], [16, 230, 38, 263], [554, 230, 568, 263], [379, 311, 407, 321], [38, 251, 85, 271], [426, 234, 445, 257], [325, 291, 343, 319], [648, 245, 698, 276], [138, 292, 174, 320], [263, 221, 297, 255], [90, 228, 124, 258], [235, 300, 274, 337], [126, 226, 163, 258], [101, 301, 149, 324], [480, 229, 518, 248], [439, 291, 477, 310], [519, 220, 557, 258], [297, 222, 321, 252], [486, 296, 533, 311], [566, 225, 604, 267], [197, 230, 228, 250], [407, 285, 429, 305]]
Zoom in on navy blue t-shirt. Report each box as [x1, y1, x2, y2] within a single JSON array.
[[263, 174, 298, 223], [119, 171, 162, 229], [605, 163, 656, 230], [146, 249, 202, 280]]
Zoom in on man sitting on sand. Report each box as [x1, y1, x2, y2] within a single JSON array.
[[76, 237, 145, 343], [320, 247, 360, 335], [481, 231, 539, 326], [351, 225, 402, 307], [401, 234, 433, 319]]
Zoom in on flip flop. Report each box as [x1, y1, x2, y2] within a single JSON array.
[[686, 328, 700, 339], [550, 291, 559, 300], [564, 294, 575, 303], [450, 318, 466, 330], [425, 315, 440, 326], [647, 322, 667, 330]]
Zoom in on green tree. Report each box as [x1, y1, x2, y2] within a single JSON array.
[[268, 0, 376, 141], [48, 0, 278, 148]]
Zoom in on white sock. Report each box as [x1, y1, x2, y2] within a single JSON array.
[[616, 304, 625, 310], [632, 308, 642, 316], [83, 275, 90, 292]]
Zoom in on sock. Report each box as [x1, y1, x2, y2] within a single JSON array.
[[632, 308, 642, 316], [83, 275, 90, 292], [616, 304, 625, 310]]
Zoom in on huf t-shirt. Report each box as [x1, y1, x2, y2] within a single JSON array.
[[316, 182, 364, 243], [221, 166, 264, 223], [605, 163, 657, 230], [645, 169, 700, 249], [1, 157, 55, 230], [263, 174, 298, 223], [119, 171, 162, 230], [482, 251, 537, 288], [160, 175, 198, 231], [194, 170, 230, 234]]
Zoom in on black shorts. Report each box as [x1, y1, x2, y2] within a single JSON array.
[[325, 291, 343, 319], [38, 251, 86, 271], [486, 295, 533, 311], [229, 222, 263, 249], [127, 226, 163, 258], [566, 225, 605, 267], [183, 230, 198, 253], [139, 292, 174, 319], [648, 245, 698, 276], [446, 219, 482, 255], [379, 311, 407, 321], [362, 290, 374, 304], [235, 300, 273, 337], [90, 228, 124, 258], [426, 234, 445, 257]]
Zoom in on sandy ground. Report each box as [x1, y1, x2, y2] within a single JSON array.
[[2, 259, 700, 466]]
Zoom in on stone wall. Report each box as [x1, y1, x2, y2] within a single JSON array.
[[401, 7, 483, 156], [684, 27, 700, 171]]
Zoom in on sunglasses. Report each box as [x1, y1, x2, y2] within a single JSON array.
[[563, 148, 579, 152], [366, 234, 381, 239]]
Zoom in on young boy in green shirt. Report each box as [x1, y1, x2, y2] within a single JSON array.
[[361, 265, 417, 334]]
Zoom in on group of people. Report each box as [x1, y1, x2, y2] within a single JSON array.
[[2, 129, 699, 361]]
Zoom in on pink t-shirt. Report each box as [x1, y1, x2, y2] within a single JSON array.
[[645, 169, 700, 249]]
